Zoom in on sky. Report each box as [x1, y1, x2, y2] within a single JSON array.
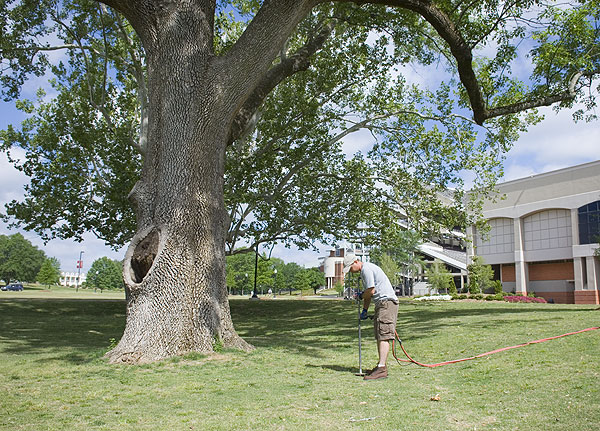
[[0, 12, 599, 273]]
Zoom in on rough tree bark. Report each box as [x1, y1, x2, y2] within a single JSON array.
[[101, 0, 318, 363]]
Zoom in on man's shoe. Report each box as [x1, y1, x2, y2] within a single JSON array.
[[365, 365, 379, 376], [364, 366, 387, 380]]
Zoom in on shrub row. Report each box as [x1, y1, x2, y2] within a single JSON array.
[[503, 295, 547, 303], [448, 293, 547, 302]]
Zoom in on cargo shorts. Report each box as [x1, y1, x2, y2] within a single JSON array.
[[374, 299, 399, 341]]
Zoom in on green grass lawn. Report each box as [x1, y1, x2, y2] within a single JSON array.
[[0, 295, 598, 430]]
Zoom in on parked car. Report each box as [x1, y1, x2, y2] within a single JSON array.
[[1, 283, 24, 291]]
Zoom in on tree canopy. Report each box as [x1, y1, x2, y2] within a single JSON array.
[[0, 233, 46, 283], [86, 256, 124, 291], [2, 1, 597, 254]]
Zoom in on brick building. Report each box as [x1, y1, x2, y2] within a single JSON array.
[[319, 245, 370, 290], [467, 160, 600, 304]]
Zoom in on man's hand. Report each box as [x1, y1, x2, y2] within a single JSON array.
[[360, 309, 369, 320], [357, 291, 364, 300]]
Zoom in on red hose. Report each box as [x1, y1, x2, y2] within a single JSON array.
[[392, 327, 600, 368]]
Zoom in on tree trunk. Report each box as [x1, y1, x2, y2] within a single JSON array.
[[105, 8, 251, 364]]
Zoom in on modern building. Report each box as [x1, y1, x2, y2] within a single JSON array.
[[467, 160, 600, 304], [319, 241, 467, 295]]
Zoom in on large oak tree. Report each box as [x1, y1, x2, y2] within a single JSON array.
[[1, 0, 598, 363]]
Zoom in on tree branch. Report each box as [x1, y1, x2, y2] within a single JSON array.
[[223, 0, 318, 109], [227, 19, 336, 146], [485, 70, 600, 120]]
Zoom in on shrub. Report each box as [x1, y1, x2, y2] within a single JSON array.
[[493, 280, 503, 295], [448, 278, 458, 295], [503, 295, 547, 303], [471, 294, 484, 300], [468, 282, 481, 294], [467, 256, 494, 293]]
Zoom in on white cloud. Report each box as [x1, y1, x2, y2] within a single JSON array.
[[0, 150, 28, 206], [341, 127, 377, 156], [502, 105, 599, 182]]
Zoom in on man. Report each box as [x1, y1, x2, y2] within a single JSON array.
[[343, 252, 399, 380]]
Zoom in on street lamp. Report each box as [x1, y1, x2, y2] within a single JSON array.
[[243, 273, 248, 296], [273, 268, 277, 295], [76, 251, 84, 292]]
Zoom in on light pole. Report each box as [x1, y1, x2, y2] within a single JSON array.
[[94, 270, 100, 293], [251, 244, 259, 299], [76, 251, 84, 292], [273, 268, 277, 295]]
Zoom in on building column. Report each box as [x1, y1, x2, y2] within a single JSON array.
[[571, 208, 583, 295], [573, 257, 585, 290], [466, 226, 476, 264], [583, 256, 600, 304], [587, 256, 599, 288], [513, 218, 528, 295]]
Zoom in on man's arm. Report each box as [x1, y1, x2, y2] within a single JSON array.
[[362, 287, 374, 311]]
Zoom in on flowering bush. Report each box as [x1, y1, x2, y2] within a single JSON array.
[[504, 295, 547, 303], [414, 295, 452, 301]]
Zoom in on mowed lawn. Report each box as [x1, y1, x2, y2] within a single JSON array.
[[0, 293, 598, 431]]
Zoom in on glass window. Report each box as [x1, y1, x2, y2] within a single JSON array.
[[578, 201, 600, 244]]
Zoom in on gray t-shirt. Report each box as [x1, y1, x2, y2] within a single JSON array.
[[360, 262, 398, 304]]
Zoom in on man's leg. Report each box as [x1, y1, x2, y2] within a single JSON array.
[[377, 339, 391, 366], [364, 302, 396, 380]]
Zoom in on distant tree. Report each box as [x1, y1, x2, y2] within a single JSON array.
[[225, 252, 254, 295], [279, 262, 303, 295], [369, 230, 422, 284], [292, 270, 311, 293], [225, 251, 281, 295], [305, 267, 325, 294], [0, 233, 46, 284], [467, 256, 494, 294], [334, 280, 345, 297], [377, 253, 401, 287], [37, 257, 61, 287], [425, 259, 453, 294], [87, 257, 123, 291]]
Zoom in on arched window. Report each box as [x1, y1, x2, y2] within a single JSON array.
[[578, 201, 600, 244]]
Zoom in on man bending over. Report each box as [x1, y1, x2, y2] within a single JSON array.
[[344, 252, 399, 380]]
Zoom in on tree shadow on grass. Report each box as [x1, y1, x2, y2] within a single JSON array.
[[230, 299, 598, 357], [0, 298, 594, 365], [304, 363, 357, 374], [0, 299, 126, 364]]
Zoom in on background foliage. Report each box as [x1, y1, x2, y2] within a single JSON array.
[[0, 233, 46, 283]]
